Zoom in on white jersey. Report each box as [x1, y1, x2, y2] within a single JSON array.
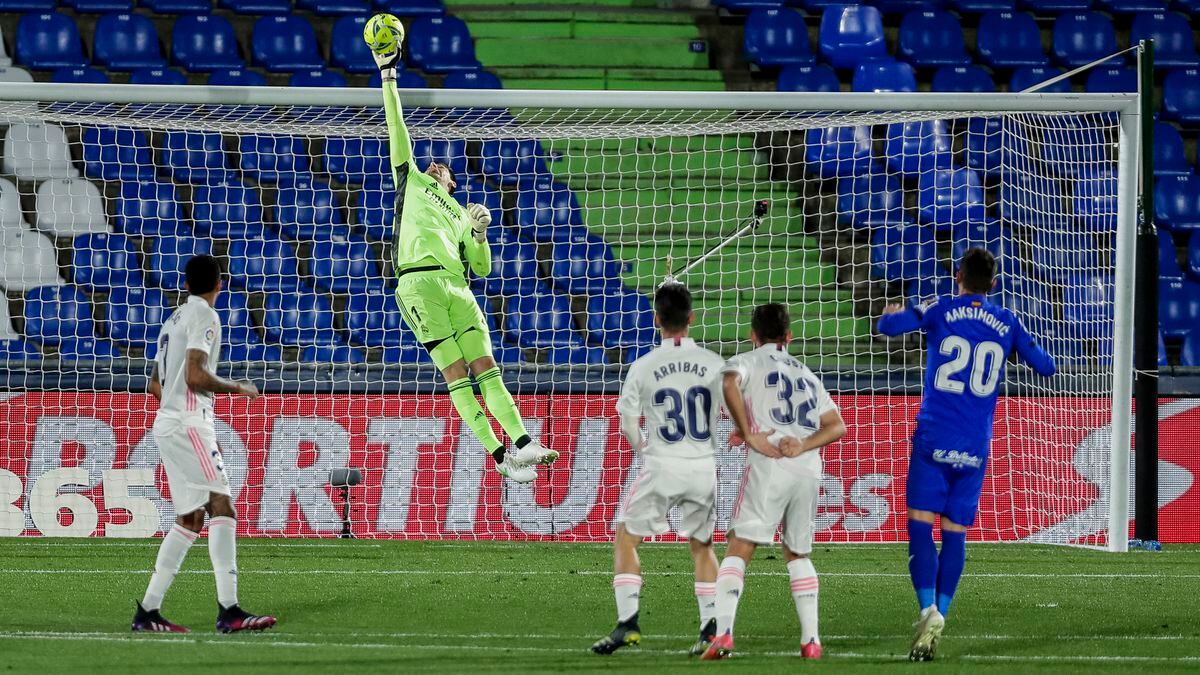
[[617, 337, 725, 460], [722, 343, 838, 478], [154, 295, 221, 427]]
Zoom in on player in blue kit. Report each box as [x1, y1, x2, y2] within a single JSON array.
[[877, 248, 1057, 662]]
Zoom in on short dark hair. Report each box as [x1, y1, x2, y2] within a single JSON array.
[[654, 283, 692, 331], [185, 254, 221, 295], [959, 247, 997, 294], [751, 303, 790, 342]]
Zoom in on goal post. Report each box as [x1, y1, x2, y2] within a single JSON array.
[[0, 83, 1139, 549]]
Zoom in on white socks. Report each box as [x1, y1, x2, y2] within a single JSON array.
[[714, 557, 746, 636], [208, 516, 239, 608], [613, 573, 642, 623], [694, 581, 716, 629], [142, 524, 197, 611], [788, 557, 820, 645]]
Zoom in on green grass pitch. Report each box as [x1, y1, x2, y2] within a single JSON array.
[[1, 539, 1198, 673]]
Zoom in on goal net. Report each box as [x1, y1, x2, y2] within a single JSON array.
[[0, 86, 1135, 549]]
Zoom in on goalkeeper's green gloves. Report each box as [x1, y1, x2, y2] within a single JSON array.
[[373, 46, 402, 82], [466, 203, 491, 243]]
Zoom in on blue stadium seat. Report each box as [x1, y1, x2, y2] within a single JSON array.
[[297, 0, 372, 15], [451, 177, 505, 233], [950, 220, 1006, 263], [51, 67, 109, 83], [368, 70, 428, 88], [252, 16, 325, 72], [57, 337, 122, 360], [159, 131, 233, 183], [192, 182, 266, 239], [129, 67, 187, 85], [172, 14, 244, 72], [1061, 274, 1115, 340], [586, 289, 655, 349], [1154, 121, 1190, 176], [116, 181, 188, 237], [1030, 228, 1100, 280], [326, 137, 388, 184], [916, 168, 986, 230], [545, 344, 608, 365], [443, 69, 503, 89], [965, 116, 1031, 175], [229, 237, 303, 292], [1160, 278, 1200, 338], [1039, 114, 1111, 177], [897, 10, 970, 67], [345, 290, 413, 348], [23, 285, 96, 345], [976, 11, 1048, 68], [1155, 174, 1200, 230], [1098, 0, 1168, 11], [1189, 231, 1200, 280], [1163, 69, 1200, 123], [870, 0, 943, 12], [310, 237, 386, 294], [1052, 12, 1119, 68], [239, 135, 311, 184], [0, 0, 54, 9], [1021, 0, 1091, 10], [94, 13, 166, 71], [289, 69, 348, 87], [777, 64, 840, 92], [407, 16, 481, 72], [263, 290, 342, 346], [931, 65, 996, 92], [276, 178, 349, 240], [1073, 166, 1118, 231], [83, 127, 155, 181], [505, 285, 582, 348], [883, 120, 954, 176], [143, 0, 211, 12], [373, 0, 446, 15], [871, 223, 936, 283], [15, 12, 88, 70], [803, 125, 879, 179], [1085, 67, 1137, 93], [72, 233, 142, 290], [1161, 234, 1183, 279], [483, 240, 541, 295], [223, 343, 283, 362], [837, 174, 906, 228], [818, 5, 886, 69], [213, 289, 263, 348], [514, 180, 587, 242], [1183, 331, 1200, 366], [208, 68, 267, 86], [301, 344, 366, 364], [1130, 12, 1200, 68], [944, 0, 1016, 10], [148, 235, 211, 289], [330, 16, 377, 74], [354, 176, 395, 240], [411, 139, 469, 178], [0, 338, 41, 361], [220, 0, 292, 13], [744, 8, 815, 68], [714, 0, 785, 9], [1000, 175, 1068, 227], [906, 262, 957, 304], [479, 139, 550, 186], [852, 59, 916, 92], [1010, 66, 1071, 92], [65, 0, 133, 12], [550, 238, 621, 295], [107, 286, 171, 353]]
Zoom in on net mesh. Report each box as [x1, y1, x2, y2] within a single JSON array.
[[0, 97, 1122, 546]]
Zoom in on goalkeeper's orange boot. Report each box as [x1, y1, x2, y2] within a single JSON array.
[[701, 630, 734, 660]]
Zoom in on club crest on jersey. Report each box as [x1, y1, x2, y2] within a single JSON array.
[[205, 327, 215, 342], [932, 449, 983, 469]]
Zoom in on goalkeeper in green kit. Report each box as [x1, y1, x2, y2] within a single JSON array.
[[371, 30, 558, 483]]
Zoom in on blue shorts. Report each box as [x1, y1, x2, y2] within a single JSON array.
[[905, 443, 989, 527]]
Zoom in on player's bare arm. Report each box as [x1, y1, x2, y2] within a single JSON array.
[[795, 409, 846, 455], [722, 372, 783, 459], [148, 363, 162, 402], [185, 350, 259, 399]]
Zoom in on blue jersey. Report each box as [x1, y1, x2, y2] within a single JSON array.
[[878, 294, 1056, 454]]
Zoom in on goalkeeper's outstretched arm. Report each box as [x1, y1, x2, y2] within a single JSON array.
[[375, 50, 413, 179]]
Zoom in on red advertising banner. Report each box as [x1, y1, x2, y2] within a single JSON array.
[[0, 393, 1196, 543]]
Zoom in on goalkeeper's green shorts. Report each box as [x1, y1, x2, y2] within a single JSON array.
[[394, 269, 493, 368]]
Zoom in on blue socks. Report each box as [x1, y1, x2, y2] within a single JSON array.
[[936, 529, 967, 617], [907, 519, 938, 611]]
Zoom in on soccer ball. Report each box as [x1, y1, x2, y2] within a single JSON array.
[[363, 13, 404, 55]]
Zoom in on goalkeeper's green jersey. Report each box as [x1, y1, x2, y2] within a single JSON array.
[[382, 80, 491, 280]]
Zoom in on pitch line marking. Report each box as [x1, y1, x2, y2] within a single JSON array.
[[3, 568, 1199, 579]]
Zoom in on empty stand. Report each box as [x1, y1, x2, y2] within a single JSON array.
[[407, 15, 481, 72], [93, 13, 167, 71], [34, 178, 109, 238], [15, 12, 87, 70], [743, 8, 815, 68], [897, 10, 970, 67], [172, 14, 245, 72]]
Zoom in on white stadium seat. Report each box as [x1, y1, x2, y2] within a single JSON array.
[[0, 67, 32, 83], [3, 122, 79, 182], [34, 178, 110, 238], [0, 177, 26, 231], [0, 229, 62, 292], [0, 27, 12, 68], [0, 296, 17, 341]]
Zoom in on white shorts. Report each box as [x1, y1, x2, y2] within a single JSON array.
[[153, 419, 230, 515], [730, 459, 821, 555], [619, 455, 716, 542]]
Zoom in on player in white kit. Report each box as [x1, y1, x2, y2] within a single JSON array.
[[132, 255, 277, 634], [591, 283, 727, 657], [702, 303, 846, 661]]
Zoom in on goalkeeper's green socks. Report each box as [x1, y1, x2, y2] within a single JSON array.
[[475, 367, 532, 449], [447, 378, 503, 454]]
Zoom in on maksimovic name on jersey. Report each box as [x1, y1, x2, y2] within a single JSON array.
[[943, 305, 1011, 337]]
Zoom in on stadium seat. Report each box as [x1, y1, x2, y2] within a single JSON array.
[[1099, 0, 1168, 11], [514, 180, 587, 242], [57, 336, 123, 359], [1052, 12, 1119, 68], [482, 240, 541, 295], [330, 16, 377, 74], [916, 168, 986, 230], [1010, 66, 1071, 93], [713, 0, 785, 9], [1129, 12, 1200, 68], [999, 175, 1068, 227], [1022, 0, 1091, 10], [148, 235, 211, 289], [239, 135, 311, 184], [117, 181, 187, 238], [1073, 167, 1118, 231], [451, 177, 505, 233], [836, 174, 906, 229], [129, 67, 187, 85], [228, 237, 304, 292], [143, 0, 212, 12], [1030, 228, 1100, 280], [220, 0, 292, 13], [369, 70, 428, 88], [159, 131, 233, 183], [897, 10, 970, 67], [443, 69, 503, 89], [0, 67, 33, 82], [71, 233, 142, 291], [0, 299, 38, 359], [1154, 121, 1190, 176], [93, 13, 166, 71], [1183, 331, 1200, 366], [0, 0, 54, 9], [1039, 114, 1112, 177], [107, 286, 171, 353], [803, 125, 879, 179], [373, 0, 446, 16], [301, 344, 366, 364], [950, 220, 1006, 263], [0, 229, 62, 291], [213, 289, 263, 348], [931, 65, 996, 93], [743, 8, 815, 68], [1061, 274, 1115, 340], [976, 11, 1048, 68], [1161, 234, 1183, 279], [82, 127, 155, 182], [65, 0, 133, 10], [22, 285, 96, 345], [0, 27, 9, 67], [208, 68, 267, 86], [252, 15, 325, 72], [1162, 69, 1200, 124], [3, 122, 77, 181], [1155, 174, 1200, 230], [505, 285, 582, 348], [34, 178, 109, 238], [326, 137, 388, 184], [289, 68, 348, 87], [223, 343, 283, 362], [0, 178, 23, 231], [354, 176, 395, 240], [777, 64, 840, 92], [262, 290, 342, 346], [1085, 66, 1137, 93], [1160, 278, 1200, 338], [51, 66, 108, 83], [407, 16, 481, 72], [550, 238, 622, 295], [172, 14, 244, 72], [884, 120, 954, 176], [852, 59, 916, 92], [964, 116, 1032, 176], [478, 139, 551, 187], [544, 344, 608, 365], [15, 12, 87, 70], [585, 289, 655, 349], [1189, 231, 1200, 280], [297, 0, 372, 15], [412, 139, 469, 178], [345, 290, 418, 348], [818, 5, 886, 69], [275, 178, 350, 240], [192, 182, 266, 239], [871, 223, 936, 283], [310, 237, 386, 294]]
